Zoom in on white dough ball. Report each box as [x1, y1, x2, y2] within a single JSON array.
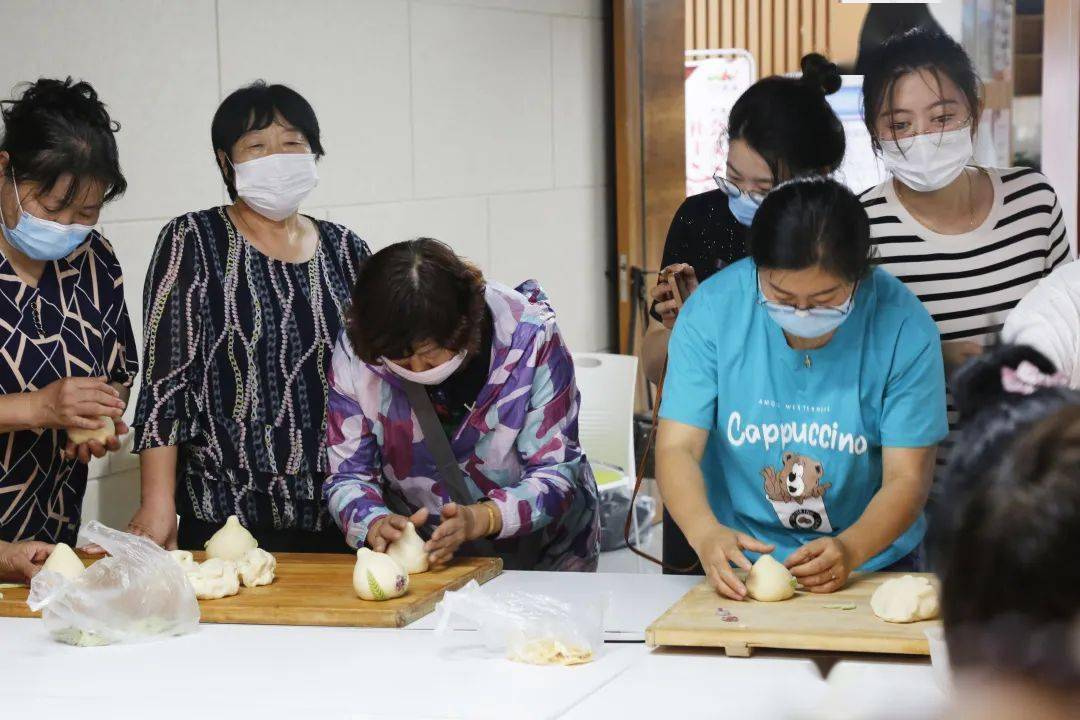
[[204, 515, 258, 561], [186, 558, 240, 600], [386, 521, 429, 574], [67, 416, 116, 445], [237, 548, 277, 588], [745, 554, 796, 602], [353, 548, 409, 601], [871, 575, 940, 623], [42, 542, 86, 581]]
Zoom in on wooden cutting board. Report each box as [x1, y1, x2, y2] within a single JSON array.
[[646, 572, 941, 657], [0, 552, 502, 629]]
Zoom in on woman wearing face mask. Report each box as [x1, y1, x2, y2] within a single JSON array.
[[325, 239, 599, 570], [859, 29, 1072, 492], [657, 178, 946, 599], [124, 82, 370, 553], [0, 78, 137, 570]]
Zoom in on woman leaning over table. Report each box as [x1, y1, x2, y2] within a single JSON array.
[[122, 82, 370, 554], [657, 178, 947, 600], [324, 239, 599, 570], [0, 78, 137, 580]]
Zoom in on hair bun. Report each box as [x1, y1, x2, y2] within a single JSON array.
[[799, 53, 841, 95], [4, 77, 116, 132], [951, 344, 1060, 422]]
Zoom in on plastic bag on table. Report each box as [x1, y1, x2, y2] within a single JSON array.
[[433, 580, 605, 666], [27, 521, 199, 646]]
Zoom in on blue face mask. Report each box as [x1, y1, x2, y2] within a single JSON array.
[[759, 278, 856, 339], [727, 190, 762, 227], [0, 172, 93, 261]]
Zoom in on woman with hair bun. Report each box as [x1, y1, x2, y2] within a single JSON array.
[[932, 345, 1080, 719], [645, 53, 848, 572], [0, 78, 137, 578]]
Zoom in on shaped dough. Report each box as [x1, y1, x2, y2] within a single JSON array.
[[186, 558, 240, 600], [745, 554, 796, 602], [42, 542, 86, 581], [871, 575, 939, 623], [386, 521, 429, 574], [237, 547, 276, 588], [67, 416, 116, 445], [168, 550, 197, 572], [204, 515, 258, 561], [353, 548, 409, 601]]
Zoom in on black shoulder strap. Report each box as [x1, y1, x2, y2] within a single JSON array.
[[400, 380, 475, 506]]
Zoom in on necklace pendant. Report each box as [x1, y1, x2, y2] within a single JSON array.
[[804, 354, 812, 369]]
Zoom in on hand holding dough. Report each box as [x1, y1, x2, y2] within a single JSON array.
[[237, 548, 276, 588], [386, 522, 429, 574], [745, 554, 797, 602], [204, 515, 258, 561], [871, 575, 939, 623], [186, 558, 240, 600], [353, 548, 409, 601], [41, 542, 86, 581], [66, 416, 116, 445]]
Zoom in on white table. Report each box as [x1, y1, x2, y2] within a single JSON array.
[[0, 572, 943, 719]]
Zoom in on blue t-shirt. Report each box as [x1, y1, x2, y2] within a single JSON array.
[[660, 259, 948, 570]]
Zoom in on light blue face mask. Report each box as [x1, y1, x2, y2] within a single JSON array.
[[727, 191, 761, 227], [0, 171, 93, 261], [759, 277, 856, 339]]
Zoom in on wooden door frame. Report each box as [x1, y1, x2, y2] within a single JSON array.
[[1042, 0, 1080, 249]]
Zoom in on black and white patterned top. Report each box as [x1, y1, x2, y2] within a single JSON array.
[[132, 208, 369, 533], [0, 234, 138, 544]]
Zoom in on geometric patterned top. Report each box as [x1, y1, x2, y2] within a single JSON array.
[[0, 234, 138, 544], [132, 208, 370, 534]]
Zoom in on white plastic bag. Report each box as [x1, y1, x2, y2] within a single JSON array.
[[433, 580, 605, 666], [27, 521, 200, 646]]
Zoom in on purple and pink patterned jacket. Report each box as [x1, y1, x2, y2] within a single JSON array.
[[323, 280, 600, 571]]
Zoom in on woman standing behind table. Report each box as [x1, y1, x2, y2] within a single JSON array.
[[645, 54, 846, 572], [125, 82, 370, 553], [859, 29, 1072, 482], [657, 178, 946, 600], [0, 78, 137, 574], [324, 239, 599, 570]]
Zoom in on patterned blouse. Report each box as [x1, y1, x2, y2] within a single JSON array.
[[132, 208, 370, 532], [324, 280, 601, 571], [0, 235, 138, 544]]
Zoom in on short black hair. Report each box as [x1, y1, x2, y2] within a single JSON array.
[[346, 238, 487, 363], [748, 177, 873, 283], [861, 29, 981, 151], [933, 345, 1080, 688], [727, 53, 845, 181], [0, 77, 127, 208], [211, 81, 324, 200]]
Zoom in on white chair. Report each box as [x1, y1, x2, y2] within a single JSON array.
[[572, 352, 638, 481]]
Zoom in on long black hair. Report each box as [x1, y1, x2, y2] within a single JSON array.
[[0, 77, 127, 207], [749, 177, 873, 283], [727, 53, 845, 180], [933, 345, 1080, 688]]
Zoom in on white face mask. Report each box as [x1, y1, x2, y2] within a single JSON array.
[[231, 153, 319, 221], [880, 127, 972, 193], [382, 351, 468, 385]]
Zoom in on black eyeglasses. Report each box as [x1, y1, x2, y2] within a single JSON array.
[[713, 172, 768, 205]]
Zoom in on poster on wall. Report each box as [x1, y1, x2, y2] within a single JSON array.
[[684, 50, 755, 197], [827, 76, 889, 193]]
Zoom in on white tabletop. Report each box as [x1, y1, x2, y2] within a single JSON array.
[[0, 571, 943, 719]]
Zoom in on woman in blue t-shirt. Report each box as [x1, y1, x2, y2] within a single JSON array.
[[658, 178, 947, 600]]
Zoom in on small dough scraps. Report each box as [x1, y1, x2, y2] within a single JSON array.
[[237, 548, 276, 588], [186, 558, 240, 600], [511, 638, 594, 666], [871, 575, 939, 623]]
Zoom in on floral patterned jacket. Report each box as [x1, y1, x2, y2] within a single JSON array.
[[324, 280, 600, 570]]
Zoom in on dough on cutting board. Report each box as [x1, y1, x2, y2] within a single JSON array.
[[871, 575, 939, 623], [186, 558, 240, 600], [353, 548, 409, 601], [42, 542, 86, 580], [204, 515, 258, 561], [386, 521, 429, 574], [168, 550, 197, 572], [66, 416, 116, 445], [237, 547, 276, 588], [745, 554, 796, 602]]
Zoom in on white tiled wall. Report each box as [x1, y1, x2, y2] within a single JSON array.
[[0, 0, 611, 525]]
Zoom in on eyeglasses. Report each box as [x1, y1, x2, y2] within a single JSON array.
[[756, 275, 856, 318], [713, 172, 768, 205], [885, 117, 973, 144]]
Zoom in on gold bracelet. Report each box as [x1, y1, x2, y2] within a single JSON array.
[[481, 501, 497, 538]]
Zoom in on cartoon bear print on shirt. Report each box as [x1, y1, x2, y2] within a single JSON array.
[[761, 451, 835, 533]]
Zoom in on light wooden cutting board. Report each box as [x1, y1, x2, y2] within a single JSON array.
[[0, 552, 502, 629], [646, 572, 941, 657]]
